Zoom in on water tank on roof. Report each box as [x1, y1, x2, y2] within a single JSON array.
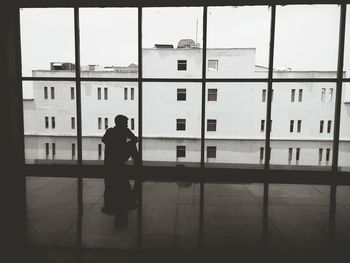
[[177, 39, 198, 48]]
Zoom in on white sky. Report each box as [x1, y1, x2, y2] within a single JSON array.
[[20, 5, 350, 97]]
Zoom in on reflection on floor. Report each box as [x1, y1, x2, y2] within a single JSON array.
[[26, 177, 350, 263]]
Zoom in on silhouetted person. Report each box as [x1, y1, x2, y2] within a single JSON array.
[[101, 115, 140, 228]]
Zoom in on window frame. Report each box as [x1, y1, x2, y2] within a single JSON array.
[[177, 88, 186, 101], [18, 2, 349, 180], [177, 59, 187, 71]]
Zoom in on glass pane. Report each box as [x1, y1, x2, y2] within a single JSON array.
[[268, 184, 330, 255], [143, 7, 203, 78], [270, 83, 335, 170], [26, 177, 77, 247], [340, 4, 350, 171], [143, 83, 201, 167], [274, 5, 339, 78], [23, 81, 77, 164], [207, 6, 270, 78], [80, 8, 138, 78], [339, 82, 350, 171], [203, 183, 263, 250], [335, 186, 350, 260], [20, 8, 75, 77], [142, 182, 199, 249], [82, 178, 137, 248], [81, 82, 138, 164], [205, 83, 266, 168]]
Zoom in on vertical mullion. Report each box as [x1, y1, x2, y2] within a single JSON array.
[[137, 6, 143, 250], [265, 5, 276, 171], [138, 6, 143, 164], [332, 4, 346, 172], [201, 6, 208, 167], [74, 7, 83, 248], [263, 5, 276, 245]]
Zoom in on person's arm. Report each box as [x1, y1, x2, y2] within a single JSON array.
[[102, 128, 112, 144], [127, 128, 138, 143]]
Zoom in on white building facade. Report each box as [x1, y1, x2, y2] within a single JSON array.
[[23, 45, 350, 169]]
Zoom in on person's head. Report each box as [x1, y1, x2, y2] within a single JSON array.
[[114, 115, 128, 128]]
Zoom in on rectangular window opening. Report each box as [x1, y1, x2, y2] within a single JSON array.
[[97, 87, 101, 100], [71, 87, 75, 100], [176, 146, 186, 158], [104, 87, 108, 100], [50, 87, 55, 99], [51, 117, 55, 129], [207, 119, 217, 132], [208, 60, 218, 71], [208, 89, 217, 101], [177, 88, 186, 101], [177, 60, 187, 71], [176, 119, 186, 131], [207, 146, 217, 159], [124, 87, 128, 100]]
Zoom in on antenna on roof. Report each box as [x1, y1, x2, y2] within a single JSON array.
[[195, 19, 198, 44]]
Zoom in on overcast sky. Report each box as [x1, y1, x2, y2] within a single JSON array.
[[20, 5, 349, 97]]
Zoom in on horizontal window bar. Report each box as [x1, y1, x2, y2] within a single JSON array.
[[24, 164, 350, 184], [17, 1, 344, 8], [21, 77, 340, 83]]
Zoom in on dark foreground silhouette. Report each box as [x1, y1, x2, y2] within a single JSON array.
[[101, 115, 141, 228]]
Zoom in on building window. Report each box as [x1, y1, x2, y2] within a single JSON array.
[[71, 87, 75, 100], [45, 116, 49, 129], [208, 89, 217, 101], [207, 119, 217, 131], [297, 120, 302, 133], [320, 120, 324, 133], [326, 148, 331, 162], [208, 60, 218, 71], [261, 120, 265, 132], [177, 60, 187, 71], [104, 87, 108, 100], [296, 148, 300, 162], [72, 143, 76, 160], [51, 87, 55, 99], [98, 144, 102, 161], [51, 117, 55, 129], [290, 120, 294, 133], [44, 86, 48, 99], [291, 89, 295, 102], [176, 119, 186, 131], [207, 146, 216, 158], [104, 118, 108, 129], [98, 117, 102, 130], [45, 143, 49, 159], [327, 120, 332, 133], [131, 88, 134, 100], [176, 146, 186, 158], [271, 89, 274, 102], [262, 89, 266, 102], [288, 148, 293, 162], [97, 87, 101, 100], [298, 89, 303, 102], [260, 147, 264, 162], [319, 148, 323, 162], [177, 89, 186, 101], [321, 88, 326, 102], [124, 87, 128, 100], [71, 117, 75, 129], [329, 88, 334, 102], [52, 143, 56, 160], [131, 118, 135, 130]]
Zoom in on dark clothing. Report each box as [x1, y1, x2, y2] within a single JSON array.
[[102, 126, 138, 165], [101, 125, 140, 215]]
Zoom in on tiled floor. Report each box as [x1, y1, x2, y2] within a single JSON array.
[[26, 177, 350, 262]]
